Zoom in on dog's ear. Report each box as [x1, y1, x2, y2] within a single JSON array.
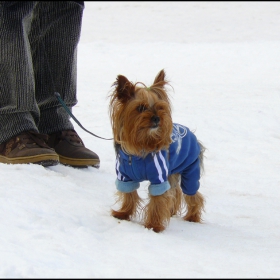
[[112, 75, 135, 102], [153, 69, 167, 88]]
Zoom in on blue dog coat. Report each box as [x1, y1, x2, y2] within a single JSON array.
[[115, 123, 202, 196]]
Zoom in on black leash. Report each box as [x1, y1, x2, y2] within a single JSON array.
[[54, 92, 113, 140]]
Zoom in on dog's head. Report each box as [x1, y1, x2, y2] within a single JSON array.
[[109, 69, 173, 157]]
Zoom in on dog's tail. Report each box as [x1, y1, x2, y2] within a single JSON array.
[[198, 140, 206, 176]]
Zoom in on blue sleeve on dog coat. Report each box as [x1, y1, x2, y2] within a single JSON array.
[[180, 157, 201, 195], [115, 178, 140, 193], [148, 181, 170, 196]]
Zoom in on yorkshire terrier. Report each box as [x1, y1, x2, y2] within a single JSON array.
[[109, 69, 205, 233]]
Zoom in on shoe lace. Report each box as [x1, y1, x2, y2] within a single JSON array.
[[21, 131, 51, 149], [59, 130, 84, 144]]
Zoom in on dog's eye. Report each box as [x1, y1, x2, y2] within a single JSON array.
[[137, 105, 147, 112]]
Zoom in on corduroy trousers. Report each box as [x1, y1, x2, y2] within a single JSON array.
[[0, 1, 84, 143]]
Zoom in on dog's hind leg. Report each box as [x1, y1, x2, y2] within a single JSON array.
[[168, 173, 183, 216], [182, 140, 206, 222], [143, 190, 173, 233], [183, 191, 205, 223], [111, 190, 142, 221]]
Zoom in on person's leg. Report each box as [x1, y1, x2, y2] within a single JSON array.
[[29, 1, 82, 134], [0, 1, 39, 142], [30, 1, 100, 168], [0, 1, 59, 166]]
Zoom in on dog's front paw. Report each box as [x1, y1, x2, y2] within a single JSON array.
[[144, 222, 166, 233], [111, 209, 131, 221]]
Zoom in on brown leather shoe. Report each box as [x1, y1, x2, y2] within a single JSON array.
[[0, 131, 59, 167], [47, 129, 100, 168]]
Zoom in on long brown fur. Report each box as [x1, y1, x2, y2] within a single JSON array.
[[183, 191, 205, 222], [111, 190, 143, 221], [109, 69, 206, 232], [168, 173, 183, 216], [143, 189, 174, 233]]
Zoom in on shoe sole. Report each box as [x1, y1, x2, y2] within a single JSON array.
[[0, 154, 59, 167], [58, 154, 100, 168]]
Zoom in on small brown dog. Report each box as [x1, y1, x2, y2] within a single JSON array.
[[109, 69, 205, 232]]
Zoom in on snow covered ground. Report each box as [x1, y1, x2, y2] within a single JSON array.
[[1, 1, 280, 278]]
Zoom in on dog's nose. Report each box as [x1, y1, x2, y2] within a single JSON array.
[[151, 115, 160, 126]]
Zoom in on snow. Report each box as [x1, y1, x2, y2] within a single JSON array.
[[1, 1, 280, 278]]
